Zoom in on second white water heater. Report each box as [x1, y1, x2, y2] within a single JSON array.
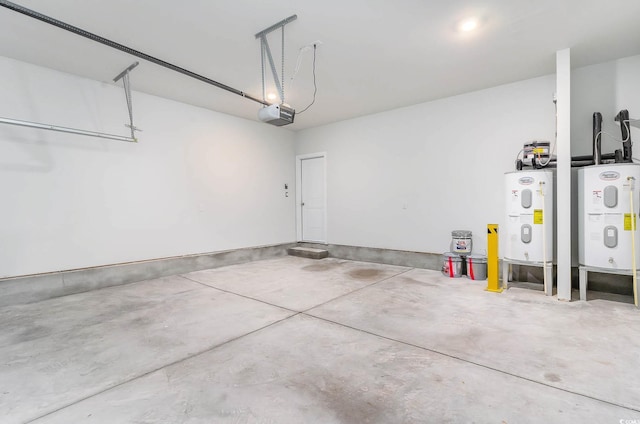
[[504, 170, 554, 263], [578, 163, 640, 270]]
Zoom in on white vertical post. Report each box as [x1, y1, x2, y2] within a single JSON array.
[[556, 48, 573, 301]]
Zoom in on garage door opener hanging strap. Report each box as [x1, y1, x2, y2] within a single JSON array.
[[0, 62, 141, 143], [0, 0, 268, 105], [113, 61, 142, 141], [256, 15, 298, 105]]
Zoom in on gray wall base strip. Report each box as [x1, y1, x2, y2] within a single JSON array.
[[297, 242, 443, 270], [0, 243, 297, 308], [13, 241, 623, 307]]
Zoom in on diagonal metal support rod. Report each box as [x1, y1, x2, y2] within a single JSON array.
[[256, 15, 297, 105], [260, 36, 283, 102], [0, 62, 142, 143], [0, 0, 269, 106], [113, 62, 141, 140]]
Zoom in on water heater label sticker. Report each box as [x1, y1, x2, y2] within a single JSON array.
[[592, 190, 602, 204], [599, 171, 620, 181], [533, 209, 543, 224], [624, 213, 637, 231]]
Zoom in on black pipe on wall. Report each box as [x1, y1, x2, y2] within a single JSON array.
[[616, 109, 632, 162], [593, 112, 602, 165]]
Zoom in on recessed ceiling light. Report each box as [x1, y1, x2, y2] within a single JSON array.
[[458, 18, 478, 32], [267, 92, 278, 101]]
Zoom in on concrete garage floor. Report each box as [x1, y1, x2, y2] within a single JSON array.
[[2, 257, 640, 423]]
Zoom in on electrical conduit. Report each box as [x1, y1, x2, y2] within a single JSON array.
[[629, 176, 638, 307]]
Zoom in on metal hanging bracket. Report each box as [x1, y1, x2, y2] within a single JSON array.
[[0, 0, 269, 106], [0, 61, 143, 144], [255, 15, 297, 104], [254, 15, 298, 40], [113, 61, 142, 141], [0, 117, 138, 143]]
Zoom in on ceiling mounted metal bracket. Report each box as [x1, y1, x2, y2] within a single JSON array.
[[113, 61, 141, 141], [255, 15, 297, 104], [254, 15, 298, 39], [0, 0, 269, 106], [260, 35, 283, 102], [0, 62, 142, 143], [0, 116, 137, 142]]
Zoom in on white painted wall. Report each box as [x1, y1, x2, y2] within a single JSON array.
[[571, 54, 640, 157], [294, 54, 640, 259], [295, 75, 557, 255], [4, 52, 638, 278], [616, 55, 640, 128], [0, 56, 296, 278]]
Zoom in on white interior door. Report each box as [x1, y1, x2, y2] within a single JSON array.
[[298, 154, 326, 242]]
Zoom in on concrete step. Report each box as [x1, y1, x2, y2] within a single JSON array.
[[288, 246, 329, 260]]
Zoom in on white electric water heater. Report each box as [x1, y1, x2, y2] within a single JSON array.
[[578, 163, 640, 270], [504, 170, 554, 263]]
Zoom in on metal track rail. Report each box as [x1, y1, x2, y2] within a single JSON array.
[[0, 0, 269, 106]]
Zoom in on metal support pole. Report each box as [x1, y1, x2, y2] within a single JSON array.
[[486, 224, 503, 293], [629, 177, 638, 307], [113, 62, 141, 140], [260, 35, 284, 103], [261, 40, 266, 103], [556, 48, 572, 301]]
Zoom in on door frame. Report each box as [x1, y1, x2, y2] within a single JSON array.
[[296, 152, 327, 243]]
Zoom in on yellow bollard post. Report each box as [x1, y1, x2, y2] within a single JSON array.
[[486, 224, 503, 293]]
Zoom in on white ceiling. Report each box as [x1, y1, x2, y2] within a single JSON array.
[[1, 0, 640, 131]]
